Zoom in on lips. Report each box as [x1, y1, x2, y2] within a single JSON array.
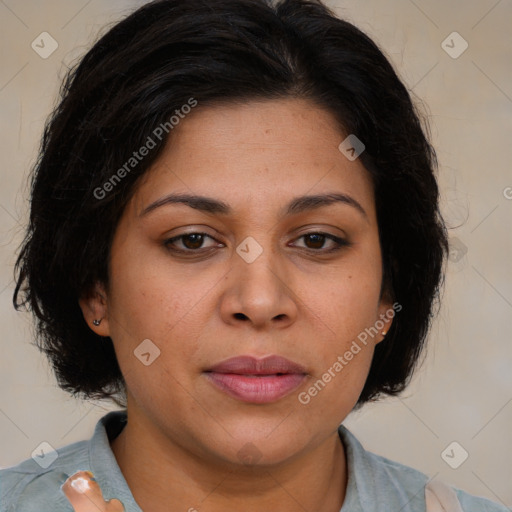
[[204, 355, 307, 404], [207, 355, 307, 375]]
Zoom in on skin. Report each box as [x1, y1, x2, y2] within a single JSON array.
[[80, 98, 393, 512]]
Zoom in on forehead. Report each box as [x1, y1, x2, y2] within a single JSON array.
[[168, 97, 344, 155], [130, 98, 376, 221]]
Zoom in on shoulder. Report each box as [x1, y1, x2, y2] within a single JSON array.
[[0, 439, 89, 512], [0, 410, 128, 512], [338, 424, 509, 512], [455, 488, 510, 512]]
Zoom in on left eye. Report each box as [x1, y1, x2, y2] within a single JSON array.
[[164, 232, 349, 254], [292, 232, 349, 252]]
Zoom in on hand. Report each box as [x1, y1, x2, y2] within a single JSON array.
[[61, 470, 125, 512]]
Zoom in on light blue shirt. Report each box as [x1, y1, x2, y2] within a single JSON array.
[[0, 410, 508, 511]]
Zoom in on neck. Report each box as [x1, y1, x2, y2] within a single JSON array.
[[110, 412, 347, 512]]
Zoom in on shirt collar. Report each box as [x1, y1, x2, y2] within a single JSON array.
[[87, 410, 370, 512], [88, 409, 142, 511]]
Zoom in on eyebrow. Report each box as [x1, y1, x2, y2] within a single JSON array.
[[140, 192, 367, 220]]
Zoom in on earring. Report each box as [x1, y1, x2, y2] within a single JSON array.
[[93, 319, 102, 326], [381, 331, 387, 336]]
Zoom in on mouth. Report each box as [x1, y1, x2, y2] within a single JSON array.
[[204, 355, 308, 404]]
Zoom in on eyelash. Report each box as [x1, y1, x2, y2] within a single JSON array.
[[163, 231, 350, 255]]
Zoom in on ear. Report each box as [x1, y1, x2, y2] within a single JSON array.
[[375, 294, 398, 345], [78, 282, 111, 337]]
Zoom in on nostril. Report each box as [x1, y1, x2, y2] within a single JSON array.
[[234, 313, 248, 320]]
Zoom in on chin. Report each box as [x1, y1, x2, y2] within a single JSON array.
[[203, 422, 309, 468]]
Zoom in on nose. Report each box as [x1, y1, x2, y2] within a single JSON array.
[[219, 239, 298, 330]]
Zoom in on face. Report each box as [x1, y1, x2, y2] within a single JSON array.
[[82, 98, 392, 467]]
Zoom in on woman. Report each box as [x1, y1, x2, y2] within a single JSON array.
[[0, 0, 507, 511]]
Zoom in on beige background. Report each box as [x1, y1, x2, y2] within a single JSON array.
[[1, 0, 511, 507]]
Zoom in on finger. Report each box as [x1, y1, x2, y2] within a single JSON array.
[[60, 470, 125, 512]]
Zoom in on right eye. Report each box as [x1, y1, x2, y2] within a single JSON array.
[[163, 232, 224, 253]]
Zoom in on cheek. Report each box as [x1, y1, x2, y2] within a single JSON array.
[[106, 262, 204, 411], [299, 291, 379, 418], [106, 249, 210, 367], [304, 256, 383, 351], [295, 253, 382, 411]]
